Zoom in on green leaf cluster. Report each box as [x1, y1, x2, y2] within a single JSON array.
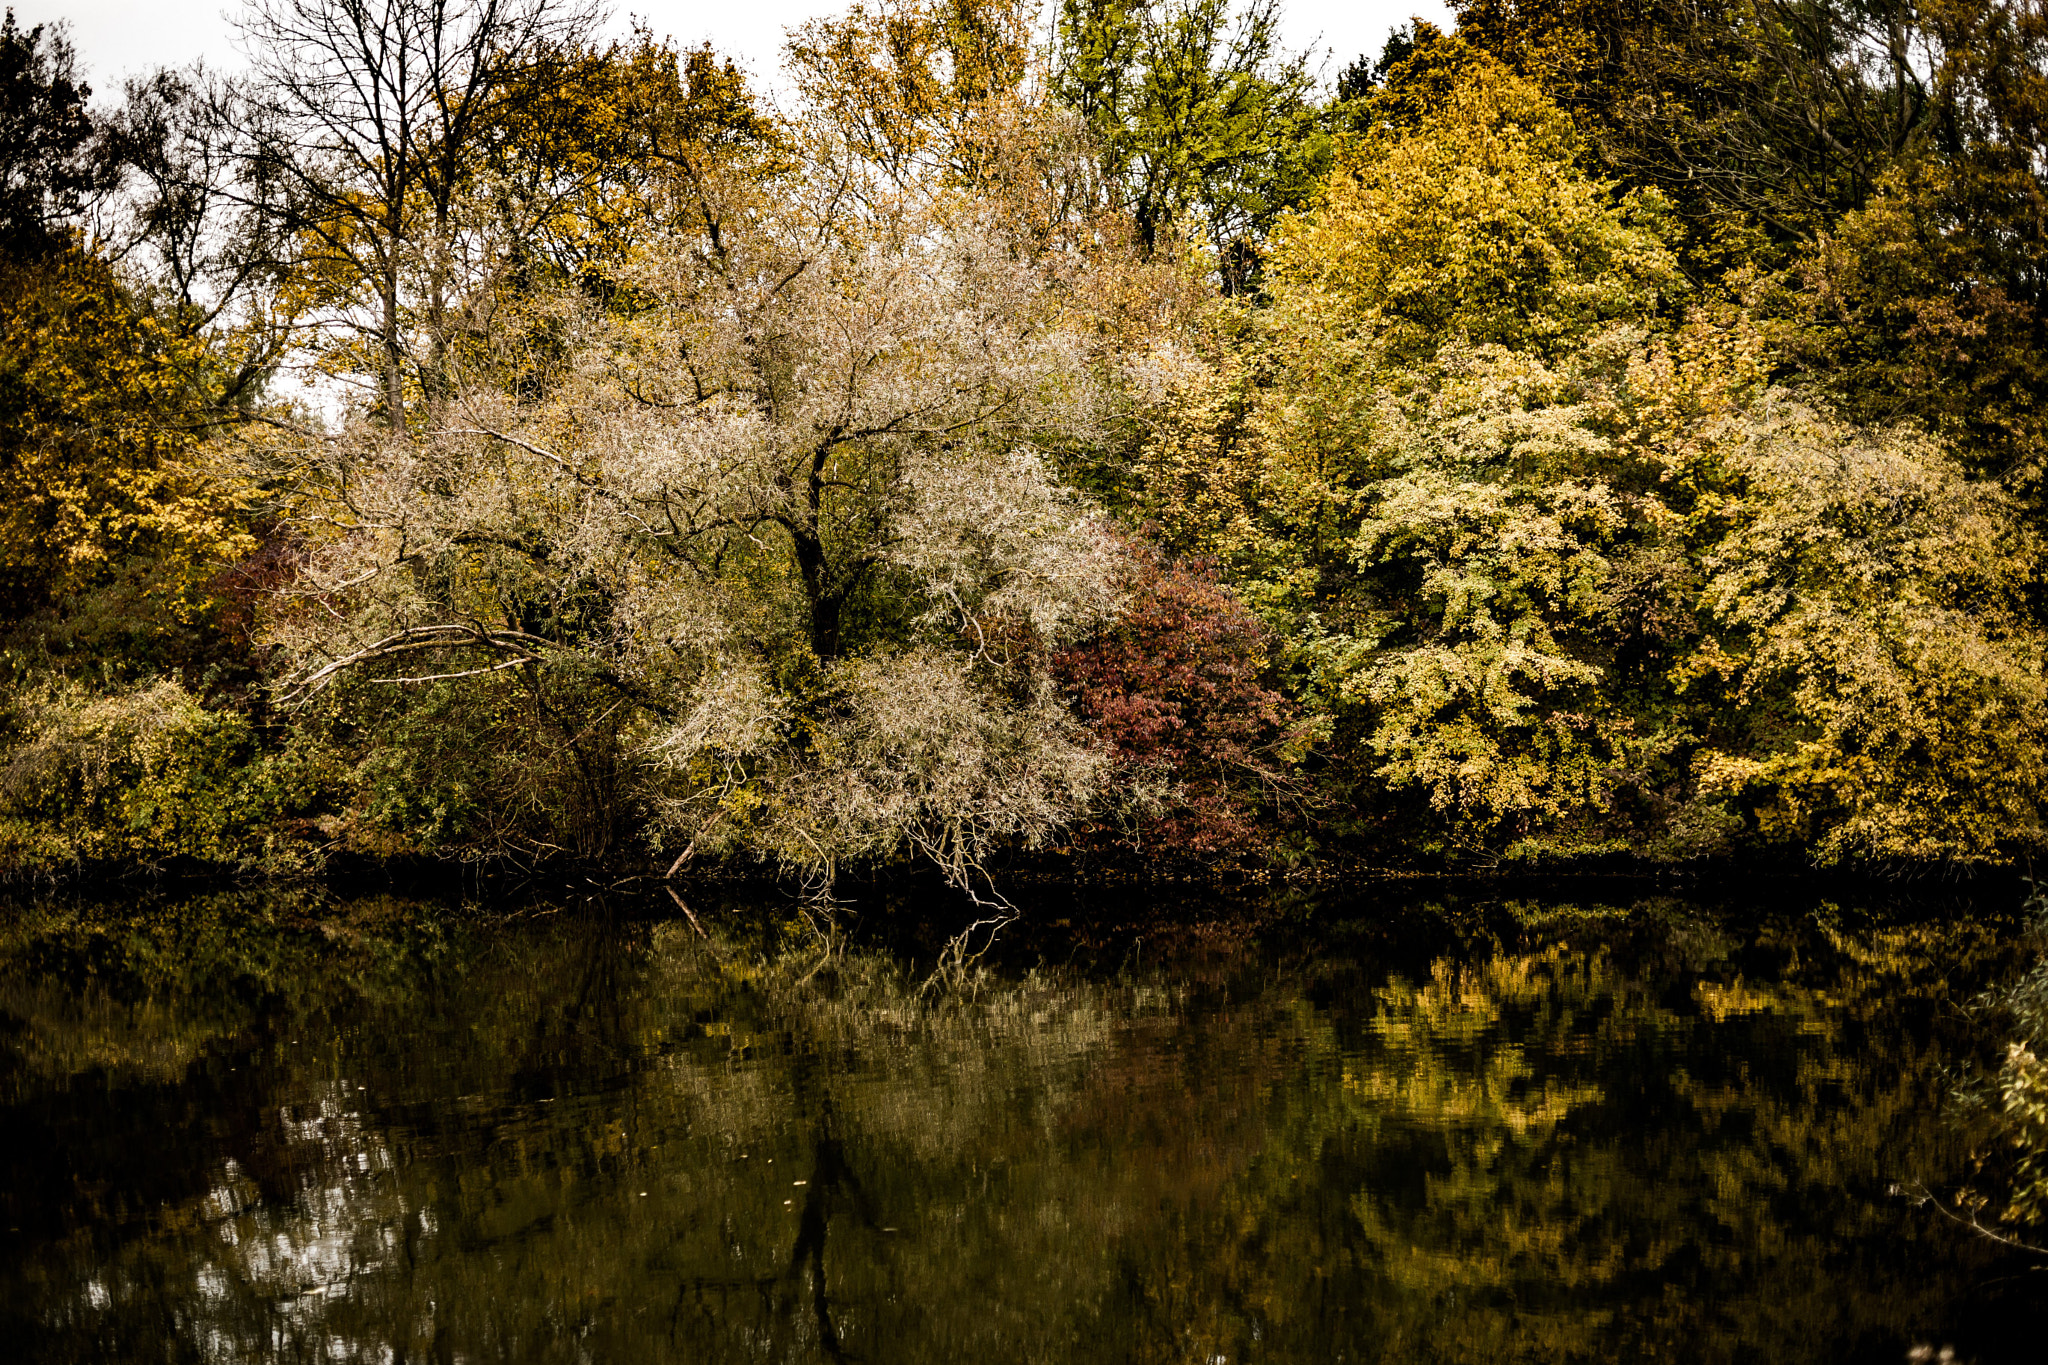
[[0, 675, 341, 881], [1055, 0, 1325, 283]]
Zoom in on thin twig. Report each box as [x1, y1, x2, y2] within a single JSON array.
[[373, 655, 539, 685], [1910, 1185, 2048, 1256]]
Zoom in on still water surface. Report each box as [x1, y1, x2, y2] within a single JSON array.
[[0, 887, 2042, 1362]]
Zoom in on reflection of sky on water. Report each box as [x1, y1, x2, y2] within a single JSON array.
[[142, 1095, 417, 1360]]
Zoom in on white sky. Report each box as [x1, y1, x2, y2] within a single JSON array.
[[16, 0, 1453, 98]]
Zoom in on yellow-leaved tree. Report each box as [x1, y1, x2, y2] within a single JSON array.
[[0, 248, 255, 654], [1141, 59, 2048, 865]]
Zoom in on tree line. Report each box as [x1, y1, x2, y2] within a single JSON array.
[[4, 0, 2048, 889]]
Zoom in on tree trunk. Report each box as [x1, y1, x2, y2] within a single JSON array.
[[381, 265, 407, 434], [425, 208, 452, 417], [792, 524, 844, 662]]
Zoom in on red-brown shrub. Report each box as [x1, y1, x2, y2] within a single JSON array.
[[1051, 535, 1294, 863]]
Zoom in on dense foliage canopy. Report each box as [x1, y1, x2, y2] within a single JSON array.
[[7, 0, 2048, 892]]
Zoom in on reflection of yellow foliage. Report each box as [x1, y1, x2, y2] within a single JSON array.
[[1694, 978, 1827, 1029], [1349, 950, 1611, 1139], [5, 898, 2007, 1362], [0, 980, 224, 1082]]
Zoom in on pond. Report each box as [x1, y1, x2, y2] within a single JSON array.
[[0, 885, 2042, 1363]]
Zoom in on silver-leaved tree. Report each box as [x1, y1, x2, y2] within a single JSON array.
[[261, 94, 1164, 888]]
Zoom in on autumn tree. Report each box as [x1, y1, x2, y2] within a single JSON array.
[[477, 34, 787, 301], [257, 84, 1163, 882], [1052, 536, 1296, 862], [1435, 1, 2048, 490], [784, 0, 1162, 288], [787, 0, 1038, 190], [0, 16, 256, 656], [0, 254, 255, 633], [1142, 62, 2048, 864], [224, 0, 600, 427]]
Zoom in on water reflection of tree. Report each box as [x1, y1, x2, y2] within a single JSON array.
[[0, 893, 2035, 1362], [1100, 906, 2029, 1364]]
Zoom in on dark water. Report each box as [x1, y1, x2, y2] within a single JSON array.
[[0, 887, 2043, 1363]]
